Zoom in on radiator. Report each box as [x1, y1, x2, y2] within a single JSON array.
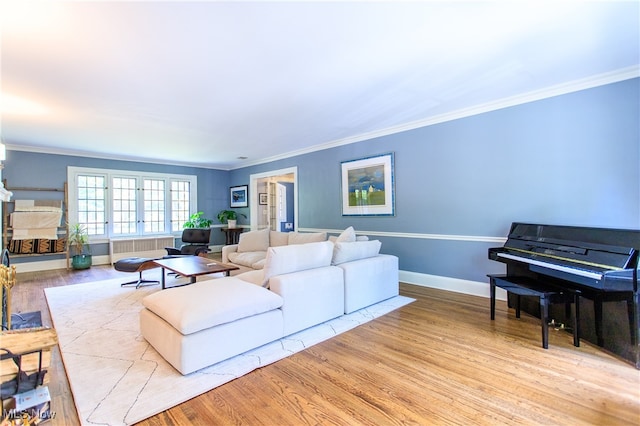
[[109, 236, 175, 263]]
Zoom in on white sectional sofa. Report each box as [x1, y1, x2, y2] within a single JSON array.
[[140, 231, 399, 375]]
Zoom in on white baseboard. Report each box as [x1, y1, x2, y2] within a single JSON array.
[[13, 255, 112, 273], [14, 257, 505, 303], [400, 270, 507, 301]]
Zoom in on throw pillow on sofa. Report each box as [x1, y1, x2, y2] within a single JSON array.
[[336, 226, 356, 242], [332, 240, 382, 265], [237, 227, 270, 252], [287, 231, 327, 245], [329, 227, 369, 243], [270, 231, 289, 247], [261, 240, 334, 287]]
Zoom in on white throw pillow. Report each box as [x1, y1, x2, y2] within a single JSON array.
[[336, 226, 356, 243], [237, 227, 270, 253], [287, 232, 326, 245], [332, 240, 382, 265], [262, 240, 333, 286]]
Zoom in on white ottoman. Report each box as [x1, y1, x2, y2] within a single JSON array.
[[140, 277, 284, 375]]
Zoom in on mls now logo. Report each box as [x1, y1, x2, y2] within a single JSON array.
[[3, 408, 56, 424]]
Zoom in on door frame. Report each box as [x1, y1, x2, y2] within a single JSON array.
[[249, 166, 298, 230]]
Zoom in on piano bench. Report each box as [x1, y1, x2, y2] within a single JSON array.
[[488, 274, 580, 349]]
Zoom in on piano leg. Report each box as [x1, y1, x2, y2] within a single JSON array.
[[573, 292, 580, 347], [490, 279, 496, 320], [540, 294, 549, 349], [631, 291, 640, 369], [627, 296, 636, 345], [594, 294, 604, 347]]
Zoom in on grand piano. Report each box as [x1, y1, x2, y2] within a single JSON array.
[[489, 222, 639, 368]]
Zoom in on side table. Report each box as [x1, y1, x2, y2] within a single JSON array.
[[221, 227, 244, 245]]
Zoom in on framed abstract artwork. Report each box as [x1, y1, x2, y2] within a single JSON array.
[[230, 185, 248, 208], [341, 152, 395, 216]]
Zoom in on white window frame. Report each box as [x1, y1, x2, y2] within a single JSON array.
[[67, 166, 197, 241]]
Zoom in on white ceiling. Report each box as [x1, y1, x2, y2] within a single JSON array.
[[1, 1, 638, 170]]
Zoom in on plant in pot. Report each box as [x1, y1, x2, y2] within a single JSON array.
[[68, 223, 92, 270], [183, 211, 213, 229], [217, 210, 245, 229]]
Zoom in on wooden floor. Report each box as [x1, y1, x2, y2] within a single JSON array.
[[7, 261, 640, 426]]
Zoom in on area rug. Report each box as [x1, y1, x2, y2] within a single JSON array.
[[44, 277, 414, 425]]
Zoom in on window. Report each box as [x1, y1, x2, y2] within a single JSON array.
[[112, 177, 137, 235], [76, 174, 106, 235], [170, 180, 191, 232], [68, 167, 197, 239], [144, 179, 165, 233]]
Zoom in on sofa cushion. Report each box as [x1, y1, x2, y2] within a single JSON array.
[[236, 269, 265, 286], [262, 240, 334, 286], [141, 278, 284, 335], [228, 251, 266, 268], [237, 227, 270, 253], [332, 240, 382, 265], [287, 232, 327, 245], [270, 231, 289, 247], [252, 258, 267, 269]]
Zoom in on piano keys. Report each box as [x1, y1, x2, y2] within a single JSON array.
[[489, 222, 640, 368]]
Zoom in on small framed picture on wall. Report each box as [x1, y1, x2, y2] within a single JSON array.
[[259, 193, 268, 205], [230, 185, 248, 208]]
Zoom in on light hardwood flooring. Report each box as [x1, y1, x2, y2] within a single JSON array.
[[6, 260, 640, 425]]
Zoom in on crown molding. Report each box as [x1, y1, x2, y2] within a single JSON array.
[[4, 144, 230, 170], [234, 66, 640, 169], [5, 67, 638, 171]]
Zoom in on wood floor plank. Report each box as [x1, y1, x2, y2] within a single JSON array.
[[6, 261, 640, 425]]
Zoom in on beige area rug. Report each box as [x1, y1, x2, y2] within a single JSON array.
[[44, 276, 414, 425]]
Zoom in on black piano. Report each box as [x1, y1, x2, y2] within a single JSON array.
[[489, 222, 640, 368]]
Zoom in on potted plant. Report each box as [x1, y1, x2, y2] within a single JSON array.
[[183, 211, 213, 229], [217, 210, 246, 229], [68, 223, 92, 270]]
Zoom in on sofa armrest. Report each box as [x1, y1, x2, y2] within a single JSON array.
[[221, 244, 239, 263], [269, 266, 344, 336]]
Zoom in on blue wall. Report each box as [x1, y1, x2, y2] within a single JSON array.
[[229, 78, 640, 283], [3, 78, 638, 283]]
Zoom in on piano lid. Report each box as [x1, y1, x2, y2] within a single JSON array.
[[504, 222, 640, 271]]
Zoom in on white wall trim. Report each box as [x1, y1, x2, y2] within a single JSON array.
[[400, 270, 507, 301], [300, 227, 507, 244], [12, 255, 111, 273], [17, 255, 508, 303], [7, 68, 637, 171], [249, 166, 298, 231], [234, 66, 639, 169]]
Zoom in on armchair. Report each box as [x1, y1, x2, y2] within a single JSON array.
[[165, 228, 211, 256]]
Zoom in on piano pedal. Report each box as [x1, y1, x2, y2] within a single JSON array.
[[548, 319, 569, 331]]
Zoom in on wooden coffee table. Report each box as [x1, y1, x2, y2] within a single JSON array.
[[153, 256, 239, 289]]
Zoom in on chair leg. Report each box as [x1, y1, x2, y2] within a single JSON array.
[[121, 271, 159, 289]]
